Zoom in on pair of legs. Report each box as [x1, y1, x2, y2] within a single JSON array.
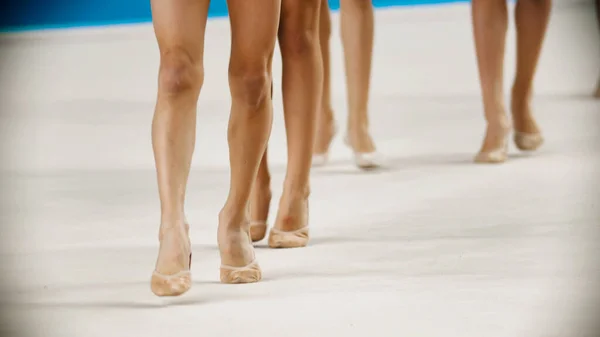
[[150, 0, 281, 295], [472, 0, 551, 163], [249, 0, 323, 247], [150, 0, 323, 296], [313, 0, 380, 169]]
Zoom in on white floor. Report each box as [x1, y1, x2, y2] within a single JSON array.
[[1, 2, 600, 337]]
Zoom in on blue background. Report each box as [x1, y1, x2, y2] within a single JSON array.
[[0, 0, 467, 32]]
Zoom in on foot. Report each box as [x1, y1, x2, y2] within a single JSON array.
[[248, 182, 271, 242], [346, 124, 376, 154], [511, 95, 543, 151], [269, 189, 309, 249], [150, 221, 192, 297], [345, 124, 382, 170], [218, 212, 261, 284], [475, 114, 511, 164]]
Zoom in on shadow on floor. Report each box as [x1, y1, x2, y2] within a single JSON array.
[[311, 152, 476, 176]]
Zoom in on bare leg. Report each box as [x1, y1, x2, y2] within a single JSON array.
[[471, 0, 511, 163], [248, 146, 272, 242], [511, 0, 551, 150], [340, 0, 376, 154], [269, 0, 322, 248], [150, 0, 210, 296], [313, 0, 336, 157], [218, 0, 280, 283], [594, 0, 600, 98], [248, 77, 274, 243], [597, 0, 600, 31]]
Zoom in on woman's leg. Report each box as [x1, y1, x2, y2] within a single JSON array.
[[150, 0, 210, 296], [248, 147, 272, 242], [269, 0, 323, 248], [249, 78, 275, 244], [471, 0, 511, 163], [340, 0, 376, 155], [595, 0, 600, 98], [511, 0, 551, 151], [313, 0, 336, 158], [597, 0, 600, 31], [218, 0, 281, 283]]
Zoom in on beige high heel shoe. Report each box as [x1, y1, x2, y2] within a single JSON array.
[[474, 141, 508, 163], [219, 224, 262, 284], [268, 199, 309, 249], [474, 124, 511, 164], [220, 259, 261, 284], [510, 97, 544, 152], [151, 219, 192, 297], [514, 132, 544, 151], [343, 135, 383, 170]]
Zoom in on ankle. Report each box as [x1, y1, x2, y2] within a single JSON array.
[[248, 182, 272, 223], [482, 99, 508, 121], [485, 113, 510, 130], [160, 212, 187, 228], [347, 115, 368, 129], [487, 120, 511, 132], [158, 220, 189, 243], [254, 188, 272, 205], [511, 83, 532, 102], [510, 96, 531, 114], [218, 208, 247, 232], [254, 177, 272, 195], [282, 182, 310, 200], [347, 124, 370, 139]]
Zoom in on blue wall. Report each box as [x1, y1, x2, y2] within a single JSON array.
[[0, 0, 467, 32]]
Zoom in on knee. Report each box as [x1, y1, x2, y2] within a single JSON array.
[[228, 64, 270, 110], [158, 49, 203, 95], [279, 27, 319, 58]]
